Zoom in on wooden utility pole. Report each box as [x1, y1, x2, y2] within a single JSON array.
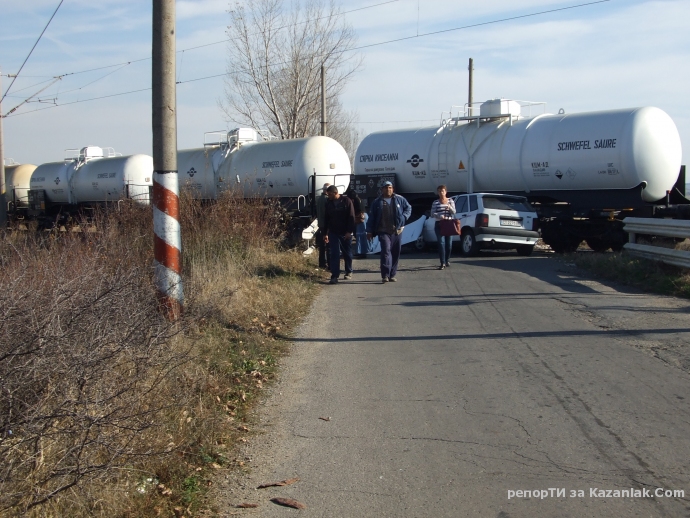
[[0, 69, 7, 229], [321, 64, 327, 137], [152, 0, 183, 319]]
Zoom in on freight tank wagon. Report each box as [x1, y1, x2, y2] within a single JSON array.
[[354, 99, 684, 252], [178, 128, 352, 209], [22, 146, 153, 226], [5, 163, 37, 211]]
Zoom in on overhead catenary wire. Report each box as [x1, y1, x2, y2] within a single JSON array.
[[4, 0, 611, 119], [0, 0, 398, 118], [1, 0, 64, 105], [2, 0, 400, 81]]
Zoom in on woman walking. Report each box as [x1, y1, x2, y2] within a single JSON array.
[[431, 185, 456, 270]]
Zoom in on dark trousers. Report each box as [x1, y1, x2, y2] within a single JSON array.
[[315, 229, 328, 268], [378, 232, 402, 279], [328, 232, 353, 279], [434, 221, 452, 265]]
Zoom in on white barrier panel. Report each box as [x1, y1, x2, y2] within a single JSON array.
[[623, 217, 690, 269], [623, 217, 690, 239]]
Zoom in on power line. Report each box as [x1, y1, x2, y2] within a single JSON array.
[[2, 0, 399, 81], [353, 0, 611, 51], [5, 0, 611, 118], [1, 0, 397, 117], [1, 0, 64, 104]]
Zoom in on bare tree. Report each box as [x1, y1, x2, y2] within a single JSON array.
[[221, 0, 362, 155]]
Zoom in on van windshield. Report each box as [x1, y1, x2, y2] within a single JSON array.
[[482, 196, 534, 212]]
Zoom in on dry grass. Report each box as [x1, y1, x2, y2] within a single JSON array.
[[0, 193, 321, 517]]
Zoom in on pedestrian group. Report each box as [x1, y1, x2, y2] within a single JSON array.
[[317, 181, 456, 284]]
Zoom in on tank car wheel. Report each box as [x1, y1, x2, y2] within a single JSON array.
[[516, 245, 534, 256], [550, 238, 581, 254], [414, 235, 427, 251], [460, 230, 478, 257], [585, 238, 610, 252]]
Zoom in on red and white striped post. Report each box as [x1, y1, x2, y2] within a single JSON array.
[[152, 0, 183, 319], [153, 173, 183, 318]]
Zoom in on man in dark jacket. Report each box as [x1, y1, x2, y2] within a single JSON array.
[[366, 181, 412, 283], [315, 183, 330, 269], [323, 185, 356, 284]]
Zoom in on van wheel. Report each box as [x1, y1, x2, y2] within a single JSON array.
[[516, 245, 534, 256], [460, 230, 478, 257]]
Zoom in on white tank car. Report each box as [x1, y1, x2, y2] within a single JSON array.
[[177, 129, 255, 200], [178, 129, 352, 200], [354, 100, 682, 203], [29, 146, 153, 205], [5, 163, 37, 208], [221, 135, 351, 197]]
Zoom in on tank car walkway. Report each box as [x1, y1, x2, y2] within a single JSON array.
[[216, 251, 690, 517]]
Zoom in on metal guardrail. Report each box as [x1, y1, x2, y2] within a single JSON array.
[[623, 217, 690, 268]]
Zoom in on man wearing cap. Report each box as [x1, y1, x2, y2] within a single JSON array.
[[323, 185, 356, 284], [315, 183, 330, 270], [366, 181, 412, 283]]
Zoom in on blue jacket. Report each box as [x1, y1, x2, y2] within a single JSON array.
[[366, 194, 412, 235]]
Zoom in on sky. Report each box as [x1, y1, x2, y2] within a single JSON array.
[[1, 0, 689, 173]]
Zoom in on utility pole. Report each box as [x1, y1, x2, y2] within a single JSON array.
[[0, 69, 7, 229], [320, 64, 327, 137], [468, 57, 474, 117], [152, 0, 183, 319]]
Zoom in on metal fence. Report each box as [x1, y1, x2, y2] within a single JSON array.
[[623, 217, 690, 269]]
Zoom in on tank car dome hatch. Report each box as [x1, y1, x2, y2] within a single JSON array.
[[81, 146, 104, 159], [480, 99, 521, 118], [228, 128, 260, 147]]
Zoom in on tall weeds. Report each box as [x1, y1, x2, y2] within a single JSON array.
[[0, 193, 317, 517]]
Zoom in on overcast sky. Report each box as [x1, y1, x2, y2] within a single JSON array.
[[1, 0, 688, 171]]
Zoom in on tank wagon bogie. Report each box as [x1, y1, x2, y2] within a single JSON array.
[[354, 99, 686, 252]]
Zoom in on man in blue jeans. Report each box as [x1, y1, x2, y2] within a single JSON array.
[[323, 185, 356, 284], [366, 181, 412, 283]]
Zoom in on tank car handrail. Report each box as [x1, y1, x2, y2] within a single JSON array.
[[101, 147, 122, 158], [204, 131, 230, 148]]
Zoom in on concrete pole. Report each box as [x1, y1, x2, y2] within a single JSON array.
[[0, 69, 7, 229], [468, 57, 474, 117], [152, 0, 183, 319], [320, 64, 326, 137]]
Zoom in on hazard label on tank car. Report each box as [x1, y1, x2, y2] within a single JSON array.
[[458, 161, 465, 170], [555, 170, 563, 179]]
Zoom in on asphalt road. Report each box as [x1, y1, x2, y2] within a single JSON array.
[[216, 250, 690, 517]]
